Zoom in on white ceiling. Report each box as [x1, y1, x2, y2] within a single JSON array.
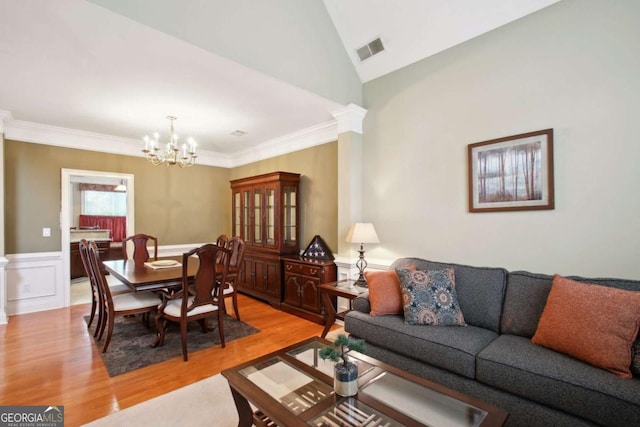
[[0, 0, 560, 167], [324, 0, 561, 83]]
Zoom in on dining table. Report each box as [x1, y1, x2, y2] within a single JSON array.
[[102, 256, 199, 293]]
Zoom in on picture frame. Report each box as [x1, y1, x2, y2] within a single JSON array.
[[468, 129, 554, 213]]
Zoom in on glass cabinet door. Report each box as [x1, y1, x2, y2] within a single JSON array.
[[253, 189, 262, 244], [265, 188, 275, 246], [242, 190, 250, 241], [283, 186, 297, 246], [231, 171, 299, 254], [233, 192, 241, 238]]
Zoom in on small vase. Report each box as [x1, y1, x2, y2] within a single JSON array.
[[334, 361, 358, 396]]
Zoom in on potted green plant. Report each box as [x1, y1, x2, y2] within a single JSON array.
[[319, 334, 366, 396]]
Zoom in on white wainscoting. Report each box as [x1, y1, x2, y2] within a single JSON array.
[[5, 248, 393, 318], [6, 252, 64, 316], [5, 244, 206, 317], [157, 243, 206, 258], [0, 256, 9, 324]]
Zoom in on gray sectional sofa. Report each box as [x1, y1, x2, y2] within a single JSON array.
[[344, 258, 640, 426]]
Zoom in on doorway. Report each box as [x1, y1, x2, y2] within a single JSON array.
[[61, 169, 135, 307]]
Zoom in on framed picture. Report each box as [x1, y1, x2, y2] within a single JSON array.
[[468, 129, 554, 213]]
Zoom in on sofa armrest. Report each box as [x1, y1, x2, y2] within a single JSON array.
[[352, 292, 371, 313]]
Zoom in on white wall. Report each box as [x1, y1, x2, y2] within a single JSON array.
[[361, 0, 640, 279], [0, 120, 7, 323], [87, 0, 362, 105]]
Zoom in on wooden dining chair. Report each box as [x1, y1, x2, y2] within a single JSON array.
[[217, 236, 246, 320], [214, 234, 229, 265], [79, 239, 104, 334], [153, 243, 232, 361], [122, 233, 158, 264], [78, 239, 131, 334], [86, 241, 160, 353]]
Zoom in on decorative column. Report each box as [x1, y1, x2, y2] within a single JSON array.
[[0, 110, 12, 324], [331, 103, 367, 271]]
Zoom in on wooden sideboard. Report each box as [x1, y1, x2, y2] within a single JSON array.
[[281, 256, 337, 324], [70, 240, 122, 279], [70, 240, 110, 278]]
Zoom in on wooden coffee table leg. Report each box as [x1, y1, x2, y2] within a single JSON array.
[[320, 290, 336, 338], [229, 386, 253, 427]]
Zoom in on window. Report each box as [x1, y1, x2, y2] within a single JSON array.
[[82, 191, 127, 216]]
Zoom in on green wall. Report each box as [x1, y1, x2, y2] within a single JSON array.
[[231, 141, 338, 255], [4, 140, 337, 255], [4, 140, 230, 253]]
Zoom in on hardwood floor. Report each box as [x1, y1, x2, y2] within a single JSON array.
[[0, 294, 330, 426]]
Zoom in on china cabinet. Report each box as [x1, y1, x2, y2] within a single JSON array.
[[230, 171, 300, 306]]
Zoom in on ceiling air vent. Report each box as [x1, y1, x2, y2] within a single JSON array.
[[356, 37, 385, 62], [229, 130, 247, 137]]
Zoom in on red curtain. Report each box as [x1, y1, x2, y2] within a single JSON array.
[[78, 183, 119, 192], [79, 215, 126, 242]]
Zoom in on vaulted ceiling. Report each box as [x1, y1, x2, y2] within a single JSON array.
[[0, 0, 560, 167]]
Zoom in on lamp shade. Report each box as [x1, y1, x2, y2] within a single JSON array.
[[345, 223, 380, 244]]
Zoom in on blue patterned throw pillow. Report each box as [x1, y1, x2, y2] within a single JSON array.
[[397, 268, 466, 326]]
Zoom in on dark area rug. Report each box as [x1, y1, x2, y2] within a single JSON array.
[[85, 314, 260, 376]]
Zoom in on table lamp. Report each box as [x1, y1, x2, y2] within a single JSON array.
[[345, 223, 380, 287]]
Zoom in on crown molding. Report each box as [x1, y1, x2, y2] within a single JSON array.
[[229, 119, 339, 167], [331, 103, 368, 134], [0, 110, 14, 134], [1, 111, 347, 169], [5, 119, 145, 158]]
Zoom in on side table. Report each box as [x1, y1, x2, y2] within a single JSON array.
[[318, 279, 368, 338]]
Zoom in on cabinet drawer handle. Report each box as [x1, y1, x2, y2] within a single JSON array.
[[309, 268, 318, 275], [286, 264, 293, 270]]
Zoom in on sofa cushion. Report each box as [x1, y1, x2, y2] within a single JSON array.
[[633, 336, 640, 377], [500, 271, 554, 338], [397, 268, 466, 326], [477, 334, 640, 426], [345, 310, 497, 379], [390, 258, 506, 333], [531, 275, 640, 378], [502, 270, 640, 338]]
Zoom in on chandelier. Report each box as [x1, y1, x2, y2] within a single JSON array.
[[142, 116, 197, 167]]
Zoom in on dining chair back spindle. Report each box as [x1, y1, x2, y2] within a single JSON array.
[[153, 243, 232, 361], [86, 241, 160, 353], [214, 234, 229, 264], [122, 233, 158, 265], [215, 234, 229, 247]]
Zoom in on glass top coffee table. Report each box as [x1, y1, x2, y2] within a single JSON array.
[[222, 337, 508, 427]]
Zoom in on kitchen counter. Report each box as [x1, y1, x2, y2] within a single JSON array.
[[70, 229, 111, 243]]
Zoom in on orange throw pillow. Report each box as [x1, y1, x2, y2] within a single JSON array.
[[366, 269, 413, 316], [531, 275, 640, 378]]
